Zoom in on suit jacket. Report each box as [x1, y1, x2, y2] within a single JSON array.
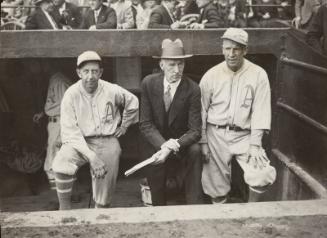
[[79, 4, 117, 29], [295, 0, 321, 25], [198, 2, 223, 28], [139, 73, 202, 158], [148, 5, 173, 29], [25, 8, 59, 30], [52, 2, 82, 29]]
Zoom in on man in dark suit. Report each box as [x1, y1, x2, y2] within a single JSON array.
[[139, 39, 203, 206], [148, 0, 186, 28], [189, 0, 222, 29], [52, 0, 82, 29], [25, 0, 60, 30], [79, 0, 117, 29]]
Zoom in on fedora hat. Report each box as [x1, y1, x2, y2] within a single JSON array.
[[153, 39, 192, 59]]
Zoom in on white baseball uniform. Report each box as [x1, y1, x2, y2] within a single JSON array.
[[44, 72, 72, 179], [200, 59, 276, 198], [52, 79, 139, 205]]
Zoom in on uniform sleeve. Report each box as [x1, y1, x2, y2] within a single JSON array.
[[115, 86, 139, 129], [199, 72, 212, 144], [251, 70, 271, 131], [60, 91, 97, 162]]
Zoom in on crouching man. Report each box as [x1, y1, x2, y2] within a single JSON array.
[[52, 51, 139, 209], [139, 39, 203, 206], [200, 28, 276, 204]]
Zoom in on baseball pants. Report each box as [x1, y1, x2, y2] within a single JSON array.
[[52, 136, 121, 206], [202, 124, 276, 199]]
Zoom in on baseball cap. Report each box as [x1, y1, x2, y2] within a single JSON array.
[[221, 28, 248, 46], [77, 51, 101, 67]]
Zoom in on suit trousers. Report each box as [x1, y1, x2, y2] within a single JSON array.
[[146, 143, 203, 206], [52, 136, 121, 206]]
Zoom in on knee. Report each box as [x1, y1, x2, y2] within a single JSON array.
[[52, 145, 78, 176]]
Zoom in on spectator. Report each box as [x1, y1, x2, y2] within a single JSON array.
[[189, 0, 221, 29], [292, 0, 321, 29], [25, 0, 61, 29], [307, 3, 327, 55], [148, 0, 187, 28], [253, 0, 280, 27], [52, 0, 82, 29], [136, 0, 157, 29], [79, 0, 117, 29], [131, 0, 142, 27], [110, 0, 135, 29]]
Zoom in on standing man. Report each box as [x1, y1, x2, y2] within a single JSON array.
[[33, 66, 72, 190], [139, 39, 203, 206], [79, 0, 117, 29], [52, 0, 82, 29], [200, 28, 276, 204], [52, 51, 139, 210]]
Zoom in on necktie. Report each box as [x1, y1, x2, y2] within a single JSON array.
[[163, 84, 172, 111]]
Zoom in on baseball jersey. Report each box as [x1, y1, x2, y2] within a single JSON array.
[[60, 79, 139, 161], [44, 72, 72, 117], [200, 59, 271, 144]]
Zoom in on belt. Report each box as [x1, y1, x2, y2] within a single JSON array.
[[85, 135, 110, 139], [48, 116, 59, 123], [210, 123, 249, 132]]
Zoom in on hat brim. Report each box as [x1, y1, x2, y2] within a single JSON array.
[[152, 54, 193, 59], [221, 36, 247, 46]]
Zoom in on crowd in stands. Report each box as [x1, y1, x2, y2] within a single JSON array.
[[1, 0, 296, 30], [1, 0, 326, 54]]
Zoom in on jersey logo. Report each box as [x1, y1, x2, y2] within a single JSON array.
[[241, 85, 254, 109], [104, 101, 115, 123]]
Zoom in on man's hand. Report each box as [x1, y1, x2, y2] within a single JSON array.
[[247, 145, 269, 170], [171, 21, 185, 29], [89, 25, 97, 30], [89, 156, 107, 179], [292, 17, 301, 29], [33, 112, 45, 123], [114, 126, 127, 138], [161, 139, 180, 152], [201, 143, 211, 163], [189, 23, 204, 29], [152, 147, 171, 165]]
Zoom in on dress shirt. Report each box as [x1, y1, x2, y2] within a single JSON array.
[[94, 6, 102, 23], [163, 77, 181, 100], [59, 2, 66, 15]]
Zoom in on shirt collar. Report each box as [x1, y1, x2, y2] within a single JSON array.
[[59, 2, 66, 12], [94, 5, 102, 15], [163, 76, 181, 91]]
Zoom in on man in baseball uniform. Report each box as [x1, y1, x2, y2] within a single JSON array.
[[52, 51, 139, 210], [200, 28, 276, 204], [33, 67, 72, 190]]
